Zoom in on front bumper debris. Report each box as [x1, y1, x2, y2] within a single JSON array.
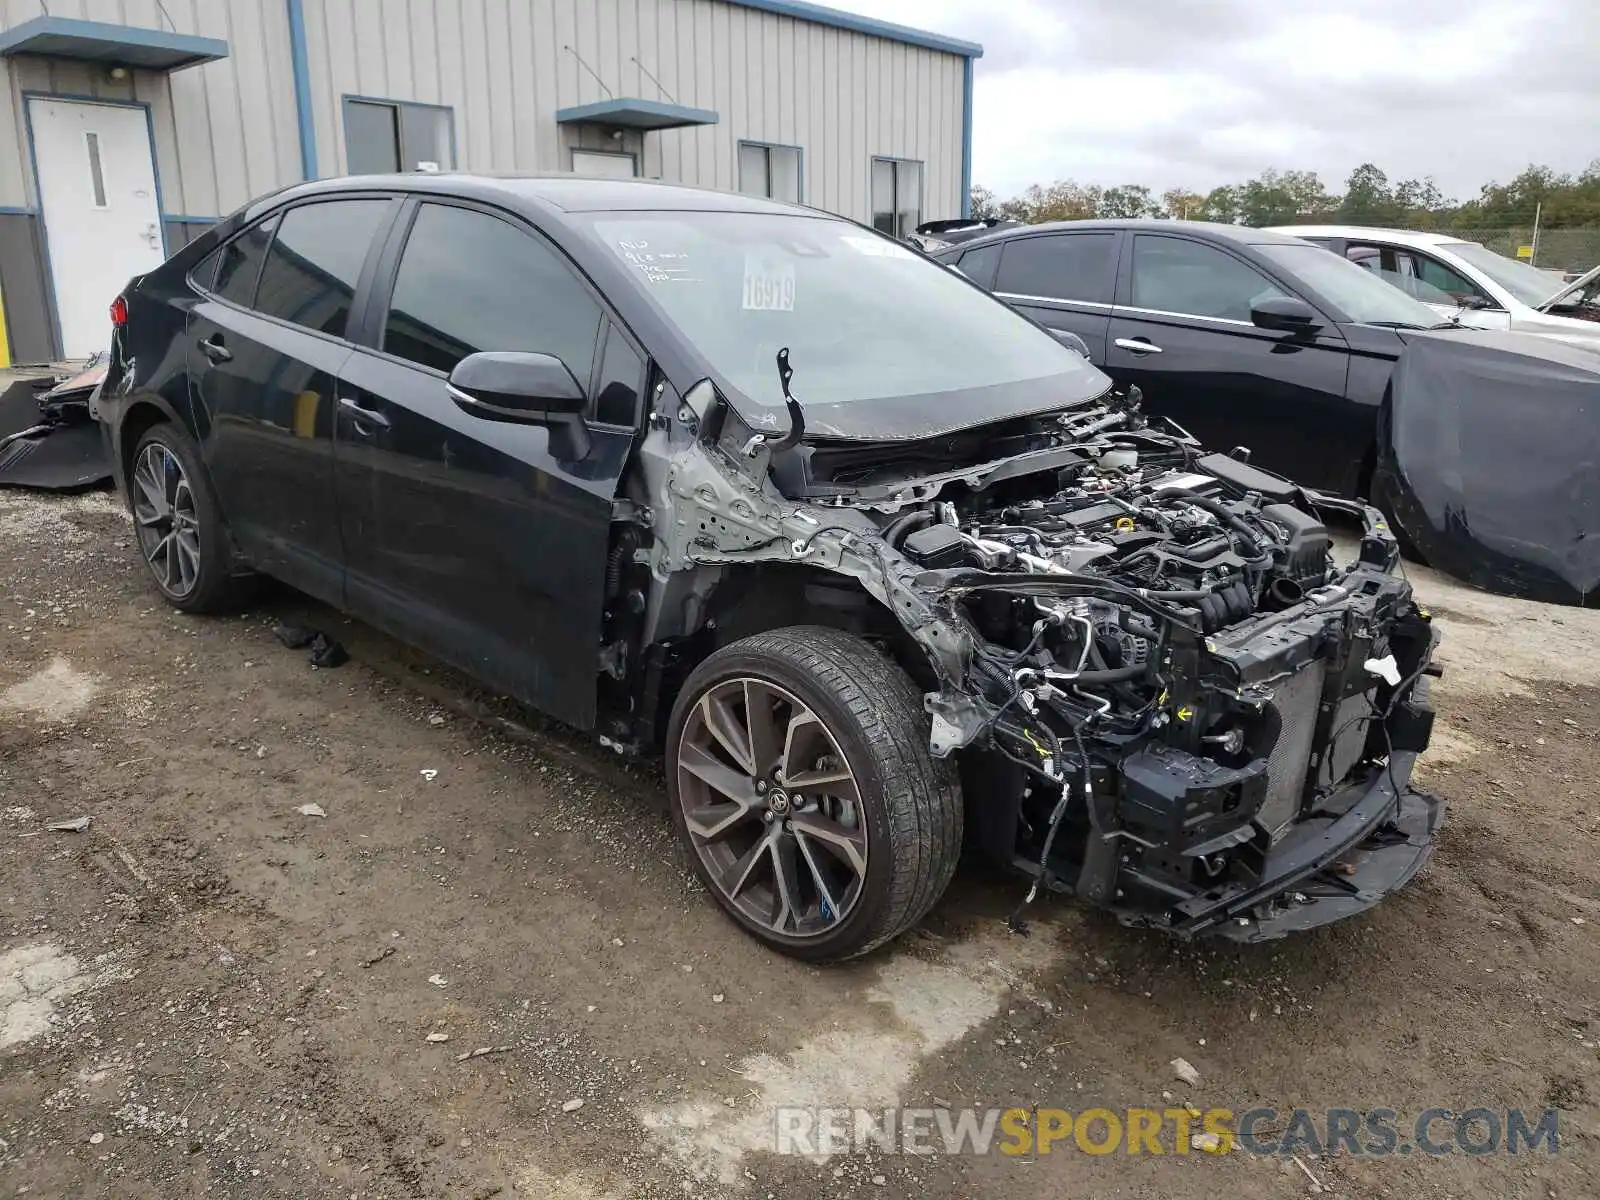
[[1146, 751, 1442, 941]]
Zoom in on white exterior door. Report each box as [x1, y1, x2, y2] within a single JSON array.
[[28, 98, 167, 359]]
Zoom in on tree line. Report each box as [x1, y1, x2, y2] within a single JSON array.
[[970, 161, 1600, 231]]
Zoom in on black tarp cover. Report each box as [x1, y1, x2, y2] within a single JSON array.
[[1375, 330, 1600, 605]]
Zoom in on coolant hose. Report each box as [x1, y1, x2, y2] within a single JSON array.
[[883, 509, 934, 549], [1162, 489, 1273, 566]]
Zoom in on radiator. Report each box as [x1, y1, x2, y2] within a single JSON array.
[[1257, 662, 1326, 838]]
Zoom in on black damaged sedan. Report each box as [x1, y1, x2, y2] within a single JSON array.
[[97, 175, 1441, 959]]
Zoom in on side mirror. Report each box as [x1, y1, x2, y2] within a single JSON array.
[[1250, 295, 1322, 334], [448, 351, 590, 459], [1048, 327, 1092, 358]]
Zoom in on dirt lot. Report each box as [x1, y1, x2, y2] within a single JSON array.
[[0, 480, 1596, 1200]]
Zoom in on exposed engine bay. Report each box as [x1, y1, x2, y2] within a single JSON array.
[[618, 376, 1443, 942]]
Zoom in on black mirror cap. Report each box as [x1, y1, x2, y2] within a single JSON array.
[[448, 351, 590, 459], [1251, 295, 1322, 333], [448, 351, 586, 418]]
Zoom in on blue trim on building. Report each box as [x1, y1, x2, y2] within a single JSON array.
[[556, 98, 720, 131], [0, 206, 37, 216], [286, 0, 319, 181], [725, 0, 982, 58], [961, 57, 974, 219], [0, 15, 228, 70]]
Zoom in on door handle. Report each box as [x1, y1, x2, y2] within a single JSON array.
[[339, 396, 391, 431], [1114, 337, 1162, 355], [197, 334, 232, 364]]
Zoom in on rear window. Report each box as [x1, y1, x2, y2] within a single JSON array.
[[253, 200, 390, 337], [995, 234, 1116, 304], [955, 242, 1001, 289]]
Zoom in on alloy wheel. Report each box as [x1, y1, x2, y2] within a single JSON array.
[[132, 442, 201, 598], [676, 677, 868, 938]]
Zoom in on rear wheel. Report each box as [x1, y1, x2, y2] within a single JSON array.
[[666, 626, 962, 961], [129, 424, 248, 613]]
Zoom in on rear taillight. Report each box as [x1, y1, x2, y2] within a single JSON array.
[[109, 295, 128, 327]]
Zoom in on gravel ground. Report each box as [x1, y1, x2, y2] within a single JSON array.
[[0, 480, 1596, 1200]]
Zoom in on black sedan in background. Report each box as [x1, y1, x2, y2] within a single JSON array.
[[936, 220, 1455, 497]]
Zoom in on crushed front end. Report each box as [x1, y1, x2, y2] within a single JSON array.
[[643, 378, 1442, 941], [895, 410, 1444, 941]]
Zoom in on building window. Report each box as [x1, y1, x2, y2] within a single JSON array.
[[343, 97, 454, 174], [738, 142, 801, 203], [871, 158, 923, 238]]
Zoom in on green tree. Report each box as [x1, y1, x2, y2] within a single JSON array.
[[1196, 185, 1241, 224], [1159, 188, 1205, 220], [968, 184, 1000, 222], [1339, 163, 1396, 225], [1097, 184, 1158, 219]]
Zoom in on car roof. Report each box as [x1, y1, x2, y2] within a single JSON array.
[[255, 172, 823, 218], [938, 218, 1315, 255], [1266, 224, 1469, 248]]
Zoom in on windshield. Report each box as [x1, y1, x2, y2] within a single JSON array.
[[1442, 241, 1565, 307], [584, 211, 1108, 438], [1255, 242, 1445, 327]]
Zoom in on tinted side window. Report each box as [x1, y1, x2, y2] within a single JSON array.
[[995, 234, 1115, 303], [382, 203, 603, 380], [593, 325, 645, 427], [955, 242, 1001, 289], [1131, 236, 1284, 321], [1413, 254, 1484, 304], [254, 200, 389, 337], [209, 214, 278, 307]]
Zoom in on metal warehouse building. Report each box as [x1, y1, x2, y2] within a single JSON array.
[[0, 0, 981, 363]]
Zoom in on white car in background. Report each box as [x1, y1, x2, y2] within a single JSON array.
[[1267, 225, 1600, 344]]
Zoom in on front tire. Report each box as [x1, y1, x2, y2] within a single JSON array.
[[666, 626, 962, 961], [128, 423, 247, 613]]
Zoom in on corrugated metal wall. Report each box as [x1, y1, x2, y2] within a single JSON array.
[[0, 0, 301, 218], [301, 0, 967, 223]]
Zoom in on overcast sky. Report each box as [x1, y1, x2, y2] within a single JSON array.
[[838, 0, 1599, 203]]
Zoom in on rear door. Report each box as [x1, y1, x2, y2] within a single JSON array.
[[187, 197, 396, 603], [990, 231, 1119, 360], [1106, 233, 1357, 491], [333, 198, 638, 728]]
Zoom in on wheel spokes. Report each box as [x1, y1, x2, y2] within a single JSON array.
[[768, 830, 804, 932], [720, 832, 770, 901], [678, 675, 869, 940], [132, 444, 200, 597], [789, 810, 868, 877], [679, 743, 761, 842], [700, 690, 756, 774], [744, 680, 784, 779]]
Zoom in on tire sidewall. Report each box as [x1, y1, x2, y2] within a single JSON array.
[[666, 641, 905, 960]]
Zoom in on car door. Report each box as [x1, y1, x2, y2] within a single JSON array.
[[1105, 233, 1356, 492], [187, 197, 396, 603], [332, 198, 638, 729], [989, 231, 1119, 360]]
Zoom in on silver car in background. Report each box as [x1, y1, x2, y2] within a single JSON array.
[[1270, 225, 1600, 345]]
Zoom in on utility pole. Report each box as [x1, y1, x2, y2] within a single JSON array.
[[1531, 201, 1542, 267]]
